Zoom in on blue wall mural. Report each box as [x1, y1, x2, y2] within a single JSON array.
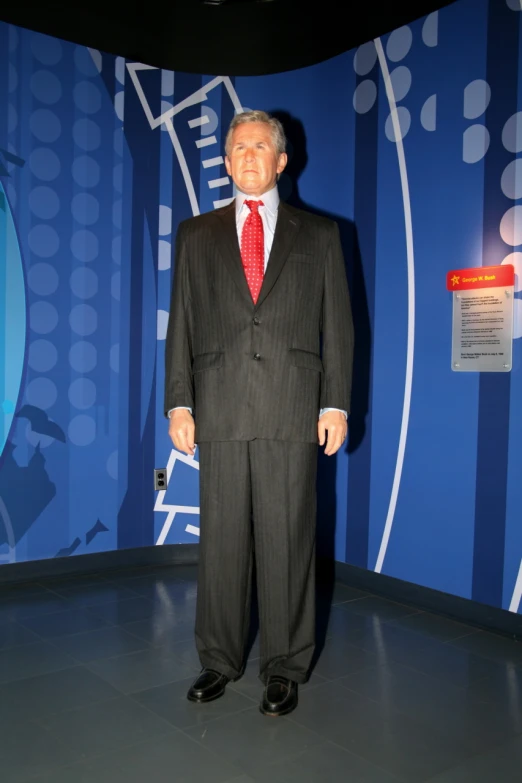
[[0, 0, 521, 616]]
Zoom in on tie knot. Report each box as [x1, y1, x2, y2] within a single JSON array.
[[245, 199, 263, 214]]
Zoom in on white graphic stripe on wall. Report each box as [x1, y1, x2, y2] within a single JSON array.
[[155, 448, 200, 545], [509, 558, 522, 613], [374, 37, 416, 574]]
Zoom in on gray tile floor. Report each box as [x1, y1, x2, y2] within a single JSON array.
[[1, 564, 521, 782]]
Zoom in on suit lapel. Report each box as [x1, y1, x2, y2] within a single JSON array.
[[213, 201, 252, 304], [213, 199, 301, 308], [255, 201, 300, 309]]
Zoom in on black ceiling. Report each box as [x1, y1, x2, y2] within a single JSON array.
[[1, 0, 457, 76]]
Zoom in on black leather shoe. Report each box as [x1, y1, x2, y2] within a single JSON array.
[[187, 669, 229, 703], [260, 676, 298, 717]]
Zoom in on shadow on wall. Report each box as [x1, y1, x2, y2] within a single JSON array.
[[270, 110, 372, 662]]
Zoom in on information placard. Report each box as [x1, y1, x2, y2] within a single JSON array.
[[446, 265, 515, 373]]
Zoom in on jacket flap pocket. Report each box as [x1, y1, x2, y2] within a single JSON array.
[[192, 352, 223, 373], [288, 252, 315, 264], [289, 349, 323, 372]]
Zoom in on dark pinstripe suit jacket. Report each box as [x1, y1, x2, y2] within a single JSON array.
[[164, 200, 354, 443]]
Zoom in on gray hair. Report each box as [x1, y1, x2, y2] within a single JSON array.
[[225, 110, 286, 157]]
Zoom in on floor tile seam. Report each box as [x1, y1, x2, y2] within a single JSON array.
[[336, 595, 424, 614], [84, 662, 202, 695], [32, 692, 128, 726], [1, 602, 77, 623], [334, 680, 509, 752], [386, 612, 480, 633], [147, 700, 259, 733], [314, 735, 412, 783], [227, 686, 259, 704], [440, 628, 522, 665], [14, 602, 120, 629], [310, 677, 448, 726], [444, 637, 522, 665], [121, 628, 195, 646], [32, 690, 134, 722], [43, 634, 152, 667], [81, 643, 185, 670], [178, 712, 325, 772], [438, 630, 485, 644], [173, 718, 276, 772], [0, 658, 80, 687], [415, 736, 521, 783], [37, 578, 113, 594], [0, 622, 42, 651], [22, 727, 183, 778], [0, 587, 56, 602], [45, 583, 146, 601], [333, 665, 496, 712]]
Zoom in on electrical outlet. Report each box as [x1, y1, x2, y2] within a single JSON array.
[[154, 468, 167, 491]]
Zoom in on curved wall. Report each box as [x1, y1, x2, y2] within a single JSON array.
[[0, 0, 521, 616]]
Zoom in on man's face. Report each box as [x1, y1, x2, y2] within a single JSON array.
[[225, 122, 287, 197]]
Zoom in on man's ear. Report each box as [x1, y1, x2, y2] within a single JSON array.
[[224, 156, 232, 176], [276, 152, 288, 176]]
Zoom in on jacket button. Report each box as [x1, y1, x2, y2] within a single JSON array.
[[253, 316, 260, 326], [253, 353, 261, 361]]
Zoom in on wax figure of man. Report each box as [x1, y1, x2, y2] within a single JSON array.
[[165, 110, 354, 717]]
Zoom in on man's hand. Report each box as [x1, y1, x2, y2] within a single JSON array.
[[169, 409, 196, 457], [318, 410, 348, 456]]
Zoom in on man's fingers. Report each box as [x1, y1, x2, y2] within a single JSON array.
[[324, 425, 347, 456], [324, 425, 337, 456]]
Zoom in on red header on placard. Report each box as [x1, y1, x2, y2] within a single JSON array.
[[446, 264, 515, 291]]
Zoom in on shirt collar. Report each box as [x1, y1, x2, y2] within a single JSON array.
[[235, 185, 279, 218]]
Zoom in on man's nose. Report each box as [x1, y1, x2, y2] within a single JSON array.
[[244, 146, 255, 160]]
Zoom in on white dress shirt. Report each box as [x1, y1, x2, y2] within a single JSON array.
[[170, 186, 347, 421]]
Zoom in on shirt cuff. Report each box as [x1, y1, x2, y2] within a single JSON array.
[[319, 408, 348, 419], [168, 407, 193, 417]]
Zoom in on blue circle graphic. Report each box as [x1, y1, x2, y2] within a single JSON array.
[[112, 236, 121, 264], [68, 377, 96, 409], [113, 163, 123, 193], [31, 33, 62, 65], [8, 105, 17, 134], [30, 301, 59, 334], [70, 267, 98, 299], [69, 341, 97, 372], [73, 81, 102, 114], [9, 63, 18, 93], [28, 224, 60, 258], [112, 200, 122, 229], [28, 340, 58, 372], [68, 414, 96, 446], [74, 46, 101, 76], [71, 193, 99, 226], [28, 262, 59, 296], [69, 304, 98, 336], [25, 377, 57, 409], [29, 147, 61, 181], [71, 229, 99, 262], [73, 118, 101, 151], [107, 450, 118, 479], [30, 109, 61, 143], [111, 272, 121, 300], [29, 186, 60, 220], [30, 70, 62, 105], [72, 155, 100, 188], [110, 344, 119, 373]]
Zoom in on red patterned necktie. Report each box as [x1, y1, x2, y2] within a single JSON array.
[[240, 199, 264, 304]]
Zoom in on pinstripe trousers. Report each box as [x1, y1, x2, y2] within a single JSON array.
[[195, 439, 317, 684]]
